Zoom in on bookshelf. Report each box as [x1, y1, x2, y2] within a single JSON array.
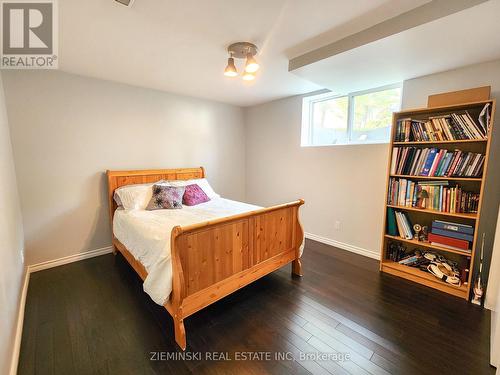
[[380, 96, 496, 300]]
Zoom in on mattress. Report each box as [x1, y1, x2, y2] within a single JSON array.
[[113, 198, 261, 305]]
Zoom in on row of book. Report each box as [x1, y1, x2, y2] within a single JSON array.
[[386, 208, 473, 253], [387, 178, 480, 213], [429, 220, 473, 253], [395, 112, 488, 142], [387, 208, 414, 240], [390, 146, 485, 178]]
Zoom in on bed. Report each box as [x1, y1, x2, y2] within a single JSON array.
[[107, 167, 304, 350]]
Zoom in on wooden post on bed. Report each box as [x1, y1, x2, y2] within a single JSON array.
[[170, 226, 187, 349], [106, 168, 304, 351]]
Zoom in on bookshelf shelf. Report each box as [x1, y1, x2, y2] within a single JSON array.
[[380, 95, 496, 301], [381, 261, 468, 298], [393, 139, 487, 145], [389, 174, 482, 182], [386, 204, 478, 220], [384, 234, 472, 256]]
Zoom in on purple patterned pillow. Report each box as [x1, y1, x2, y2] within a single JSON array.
[[146, 185, 185, 210], [183, 184, 210, 206]]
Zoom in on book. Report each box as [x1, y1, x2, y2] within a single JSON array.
[[420, 148, 438, 176], [399, 254, 421, 265], [394, 210, 413, 239], [432, 220, 474, 235], [431, 228, 474, 242], [390, 147, 399, 175], [428, 233, 470, 251], [402, 212, 413, 239], [478, 103, 491, 135], [387, 208, 398, 236], [394, 211, 406, 239]]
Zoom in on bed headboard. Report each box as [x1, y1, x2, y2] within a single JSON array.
[[106, 167, 205, 224]]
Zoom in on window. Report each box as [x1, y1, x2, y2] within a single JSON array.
[[301, 84, 402, 146]]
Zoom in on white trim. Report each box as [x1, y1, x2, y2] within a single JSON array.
[[305, 232, 380, 260], [29, 246, 114, 273], [9, 268, 29, 375]]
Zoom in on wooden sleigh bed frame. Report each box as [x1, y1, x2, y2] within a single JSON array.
[[106, 167, 305, 350]]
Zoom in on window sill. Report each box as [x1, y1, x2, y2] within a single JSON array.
[[300, 140, 390, 148]]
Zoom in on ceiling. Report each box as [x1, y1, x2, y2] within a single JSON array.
[[290, 0, 500, 95], [59, 0, 428, 106]]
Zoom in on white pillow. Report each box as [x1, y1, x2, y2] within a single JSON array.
[[165, 178, 220, 200], [114, 183, 154, 210]]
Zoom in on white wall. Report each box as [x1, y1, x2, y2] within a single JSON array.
[[0, 73, 25, 375], [3, 70, 246, 266], [244, 59, 500, 259], [244, 94, 388, 258]]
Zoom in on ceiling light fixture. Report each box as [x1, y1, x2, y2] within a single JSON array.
[[114, 0, 135, 7], [224, 42, 259, 80]]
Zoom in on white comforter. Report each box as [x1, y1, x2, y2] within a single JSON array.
[[113, 198, 261, 305]]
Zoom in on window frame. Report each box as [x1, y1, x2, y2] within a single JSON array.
[[301, 83, 402, 147]]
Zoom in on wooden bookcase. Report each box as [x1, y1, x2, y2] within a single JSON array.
[[379, 98, 496, 300]]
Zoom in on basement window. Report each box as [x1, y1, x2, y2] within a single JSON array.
[[301, 84, 402, 146]]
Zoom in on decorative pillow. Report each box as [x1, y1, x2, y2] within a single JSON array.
[[183, 184, 210, 206], [162, 178, 220, 200], [146, 185, 185, 210]]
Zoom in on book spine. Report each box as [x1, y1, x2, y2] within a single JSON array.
[[420, 148, 437, 176], [432, 220, 474, 234]]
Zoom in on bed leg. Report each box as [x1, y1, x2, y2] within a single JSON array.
[[173, 315, 186, 351], [112, 245, 118, 255], [292, 259, 303, 277]]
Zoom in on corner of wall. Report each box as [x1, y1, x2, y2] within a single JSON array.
[[0, 71, 27, 375]]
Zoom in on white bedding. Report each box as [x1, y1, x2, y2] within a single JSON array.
[[113, 198, 261, 305]]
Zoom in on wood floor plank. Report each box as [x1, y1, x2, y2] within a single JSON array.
[[334, 323, 422, 375], [282, 329, 349, 375], [304, 323, 390, 375], [307, 336, 371, 375], [370, 353, 402, 375], [18, 239, 494, 375]]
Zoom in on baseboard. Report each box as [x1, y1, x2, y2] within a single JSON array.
[[305, 232, 380, 260], [28, 246, 114, 273], [9, 268, 29, 375]]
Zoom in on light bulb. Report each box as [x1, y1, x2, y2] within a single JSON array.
[[224, 57, 238, 77], [245, 53, 259, 73], [242, 71, 255, 81]]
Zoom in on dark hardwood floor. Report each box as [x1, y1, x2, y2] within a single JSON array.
[[18, 239, 494, 375]]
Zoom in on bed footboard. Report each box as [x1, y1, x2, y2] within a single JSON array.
[[169, 199, 304, 350]]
